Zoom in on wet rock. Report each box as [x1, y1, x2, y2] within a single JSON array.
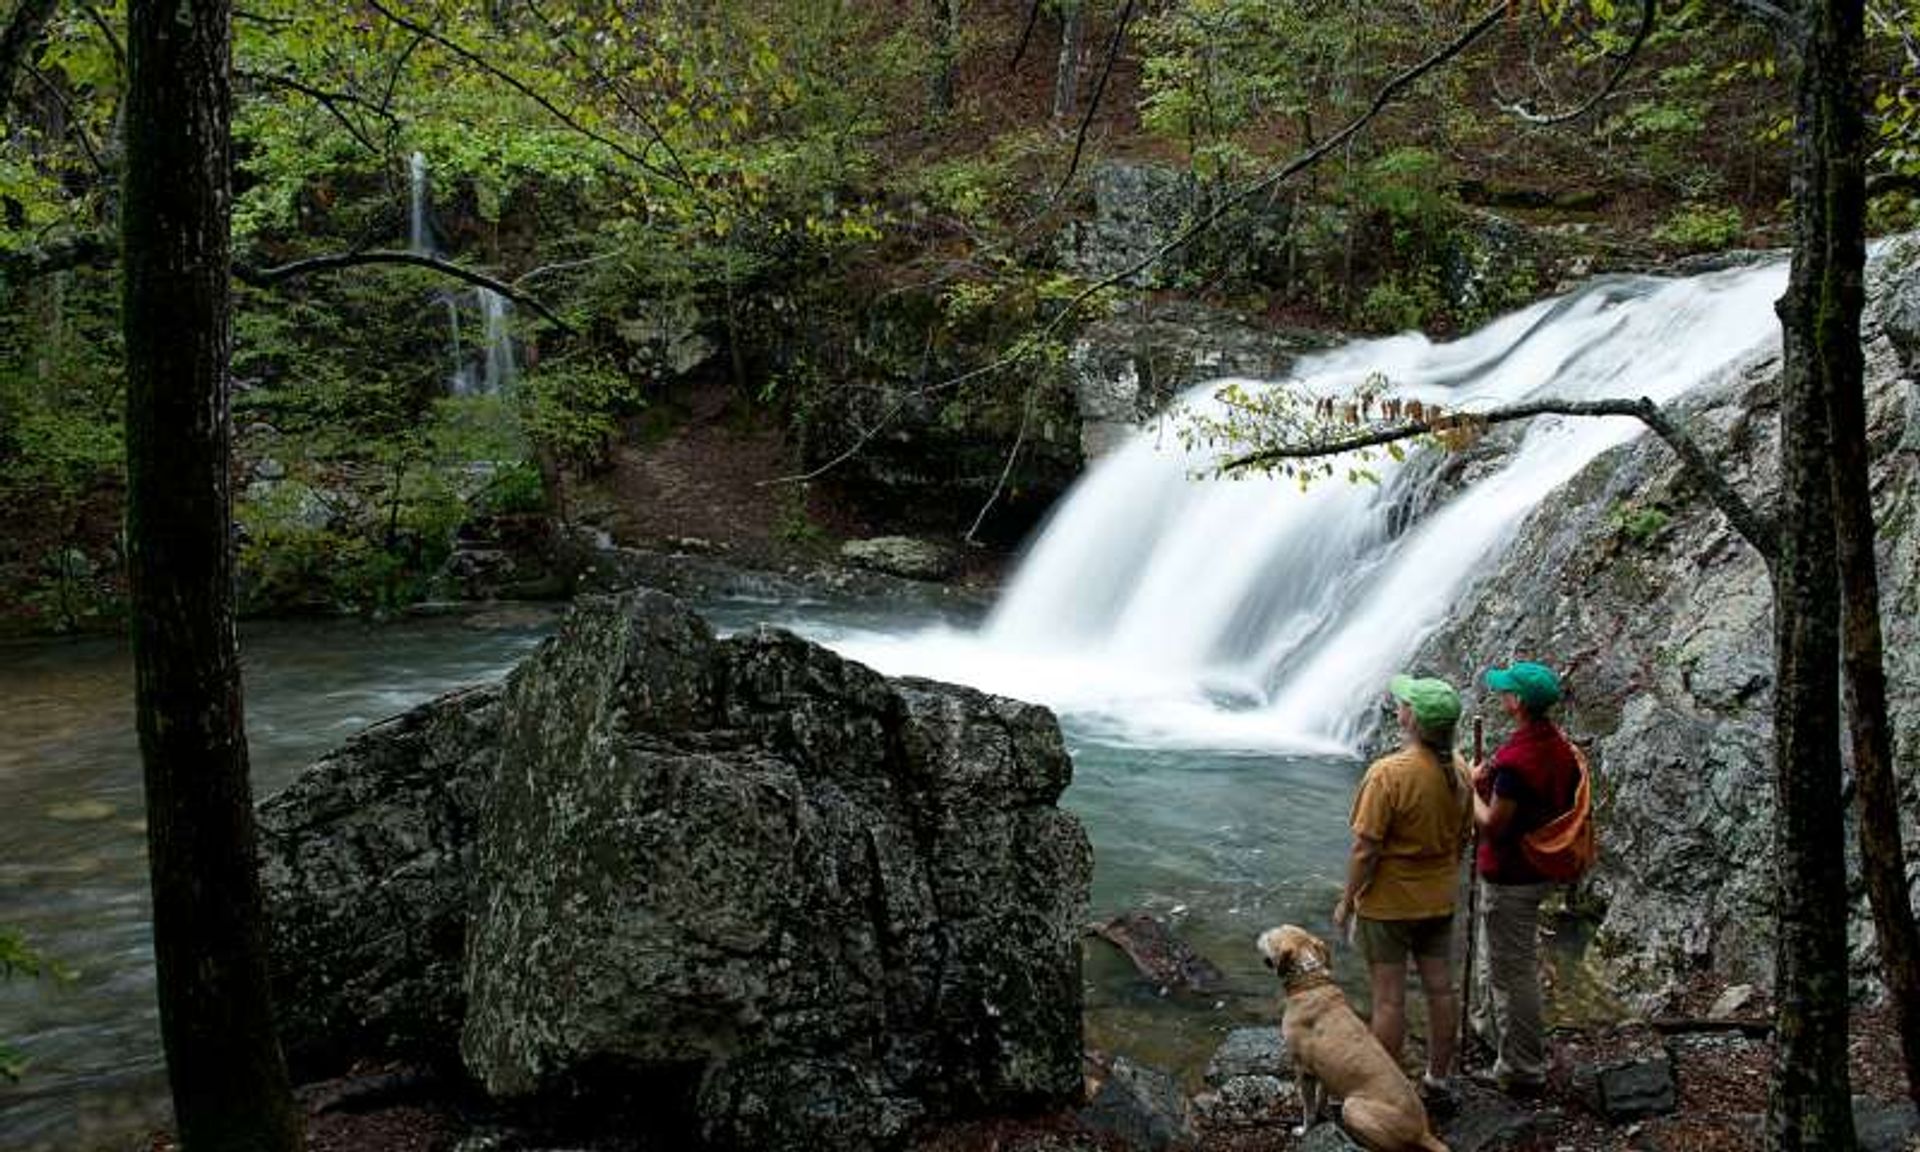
[[1294, 1121, 1364, 1151], [1571, 1031, 1677, 1122], [1079, 1056, 1195, 1151], [1068, 302, 1328, 460], [459, 591, 1091, 1150], [259, 683, 504, 1073], [1192, 1074, 1291, 1129], [1439, 1084, 1543, 1152], [839, 535, 958, 581], [1203, 1027, 1289, 1085], [1853, 1096, 1920, 1152], [262, 590, 1091, 1151], [1089, 911, 1228, 995]]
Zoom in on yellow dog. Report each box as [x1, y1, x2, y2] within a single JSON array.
[[1258, 925, 1449, 1152]]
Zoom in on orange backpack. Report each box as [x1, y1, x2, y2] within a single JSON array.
[[1520, 743, 1596, 883]]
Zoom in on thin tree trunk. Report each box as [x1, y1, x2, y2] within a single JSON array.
[[1053, 0, 1084, 122], [929, 0, 957, 116], [123, 0, 303, 1147], [1831, 237, 1920, 1109], [1766, 0, 1864, 1146]]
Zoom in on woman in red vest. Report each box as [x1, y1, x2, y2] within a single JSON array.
[[1470, 660, 1579, 1096]]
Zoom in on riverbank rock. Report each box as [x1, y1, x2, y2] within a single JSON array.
[[839, 535, 960, 581], [259, 682, 504, 1073], [262, 590, 1091, 1151], [1410, 236, 1920, 1001]]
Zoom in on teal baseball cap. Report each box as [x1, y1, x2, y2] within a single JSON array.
[[1485, 661, 1563, 710], [1389, 673, 1462, 730]]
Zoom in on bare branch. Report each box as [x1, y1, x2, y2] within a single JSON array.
[[1496, 0, 1655, 126], [1868, 170, 1920, 199], [1012, 0, 1043, 71], [238, 69, 394, 155], [1219, 395, 1777, 561], [233, 249, 575, 332]]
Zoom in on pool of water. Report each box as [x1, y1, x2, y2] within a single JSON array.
[[0, 596, 1575, 1150]]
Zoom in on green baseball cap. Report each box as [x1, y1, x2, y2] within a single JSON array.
[[1389, 674, 1462, 730], [1485, 661, 1563, 710]]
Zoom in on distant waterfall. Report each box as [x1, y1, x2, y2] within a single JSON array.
[[408, 151, 514, 396], [829, 261, 1790, 752]]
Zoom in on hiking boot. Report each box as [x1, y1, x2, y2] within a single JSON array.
[[1468, 1067, 1545, 1098], [1419, 1074, 1459, 1117]]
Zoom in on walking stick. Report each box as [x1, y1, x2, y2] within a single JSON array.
[[1458, 716, 1484, 1074]]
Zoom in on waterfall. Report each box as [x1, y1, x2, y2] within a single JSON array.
[[407, 152, 514, 396], [408, 151, 431, 254], [830, 261, 1790, 753]]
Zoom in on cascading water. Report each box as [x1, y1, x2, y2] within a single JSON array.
[[831, 260, 1790, 752], [408, 151, 515, 396]]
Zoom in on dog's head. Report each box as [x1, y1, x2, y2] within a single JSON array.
[[1256, 925, 1331, 982]]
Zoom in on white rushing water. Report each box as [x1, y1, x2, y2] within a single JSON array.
[[832, 261, 1789, 752]]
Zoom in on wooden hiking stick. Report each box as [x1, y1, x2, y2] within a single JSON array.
[[1459, 715, 1484, 1072]]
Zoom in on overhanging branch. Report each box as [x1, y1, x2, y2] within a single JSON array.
[[1496, 0, 1655, 126], [1220, 395, 1777, 562], [233, 250, 574, 332]]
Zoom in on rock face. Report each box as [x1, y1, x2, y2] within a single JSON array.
[[838, 535, 959, 581], [259, 683, 504, 1073], [262, 590, 1091, 1151], [1070, 302, 1334, 459], [1411, 236, 1920, 1000]]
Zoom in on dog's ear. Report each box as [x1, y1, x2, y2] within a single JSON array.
[[1308, 935, 1331, 971]]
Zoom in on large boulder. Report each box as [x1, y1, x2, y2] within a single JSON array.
[[261, 590, 1091, 1151], [1410, 237, 1920, 1001], [259, 682, 504, 1073]]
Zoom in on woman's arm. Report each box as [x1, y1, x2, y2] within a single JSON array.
[[1335, 834, 1382, 928]]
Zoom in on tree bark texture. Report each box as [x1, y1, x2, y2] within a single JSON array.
[[1831, 160, 1920, 1115], [1053, 0, 1084, 122], [122, 0, 303, 1148], [929, 0, 957, 116], [1766, 0, 1864, 1146]]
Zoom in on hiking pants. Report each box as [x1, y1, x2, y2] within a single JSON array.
[[1475, 879, 1552, 1082]]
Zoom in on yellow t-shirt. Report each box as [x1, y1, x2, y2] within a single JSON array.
[[1349, 744, 1472, 921]]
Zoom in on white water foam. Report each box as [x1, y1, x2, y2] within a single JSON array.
[[830, 262, 1788, 752]]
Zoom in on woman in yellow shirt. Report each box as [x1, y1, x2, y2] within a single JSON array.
[[1333, 674, 1473, 1098]]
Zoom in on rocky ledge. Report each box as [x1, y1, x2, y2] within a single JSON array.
[[258, 589, 1092, 1151]]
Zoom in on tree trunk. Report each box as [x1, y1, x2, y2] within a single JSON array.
[[122, 0, 303, 1148], [1831, 213, 1920, 1111], [1766, 0, 1865, 1146], [929, 0, 957, 117], [1053, 0, 1084, 122]]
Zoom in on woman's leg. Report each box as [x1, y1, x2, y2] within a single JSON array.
[[1369, 959, 1408, 1060], [1483, 880, 1550, 1082], [1414, 950, 1457, 1079]]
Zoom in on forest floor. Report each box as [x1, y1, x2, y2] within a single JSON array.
[[248, 992, 1917, 1152]]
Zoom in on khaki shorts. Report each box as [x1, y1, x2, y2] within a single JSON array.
[[1355, 913, 1454, 965]]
